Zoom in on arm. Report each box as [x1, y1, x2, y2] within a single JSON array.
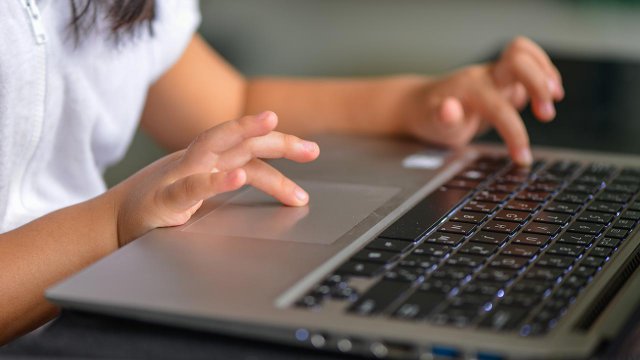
[[141, 35, 564, 165], [0, 194, 118, 343], [1, 112, 318, 343], [141, 35, 409, 150]]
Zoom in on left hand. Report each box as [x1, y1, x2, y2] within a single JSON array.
[[398, 36, 564, 165]]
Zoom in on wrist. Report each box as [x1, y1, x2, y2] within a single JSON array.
[[375, 74, 433, 137]]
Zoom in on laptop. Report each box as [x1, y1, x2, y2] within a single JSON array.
[[47, 56, 640, 359]]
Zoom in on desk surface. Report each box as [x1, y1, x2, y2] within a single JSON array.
[[3, 55, 640, 359]]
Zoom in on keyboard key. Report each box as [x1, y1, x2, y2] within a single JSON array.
[[511, 280, 553, 295], [555, 192, 591, 204], [367, 238, 413, 253], [446, 254, 485, 268], [546, 161, 580, 178], [438, 221, 476, 236], [431, 266, 473, 281], [516, 191, 551, 202], [588, 201, 623, 214], [630, 202, 640, 211], [574, 265, 597, 278], [384, 268, 422, 283], [566, 222, 604, 236], [505, 200, 540, 212], [557, 233, 594, 246], [349, 280, 412, 315], [622, 210, 640, 221], [450, 211, 487, 224], [523, 222, 561, 236], [607, 183, 640, 194], [528, 180, 561, 193], [399, 254, 439, 269], [336, 261, 384, 277], [489, 256, 529, 270], [463, 201, 498, 214], [613, 219, 636, 230], [392, 292, 446, 320], [512, 233, 550, 247], [581, 255, 607, 268], [424, 232, 465, 246], [578, 211, 614, 225], [463, 282, 504, 297], [546, 244, 584, 257], [434, 305, 479, 327], [353, 249, 398, 264], [474, 191, 510, 203], [534, 212, 571, 225], [495, 210, 530, 223], [590, 246, 612, 258], [380, 188, 471, 241], [597, 237, 621, 248], [605, 228, 628, 239], [501, 244, 538, 258], [564, 275, 589, 289], [525, 267, 564, 282], [419, 279, 458, 294], [475, 268, 518, 283], [597, 191, 631, 204], [487, 183, 520, 194], [479, 305, 528, 330], [536, 254, 574, 269], [501, 293, 541, 308], [413, 243, 451, 257], [458, 242, 498, 256], [545, 202, 581, 214], [470, 231, 510, 245], [482, 220, 520, 234], [565, 183, 601, 195]]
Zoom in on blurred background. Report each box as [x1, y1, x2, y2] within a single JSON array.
[[105, 0, 640, 186]]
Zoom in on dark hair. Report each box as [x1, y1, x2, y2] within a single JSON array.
[[68, 0, 155, 44]]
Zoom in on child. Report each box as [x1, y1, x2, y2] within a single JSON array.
[[0, 0, 563, 342]]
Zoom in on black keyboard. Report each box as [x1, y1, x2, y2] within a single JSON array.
[[295, 156, 640, 336]]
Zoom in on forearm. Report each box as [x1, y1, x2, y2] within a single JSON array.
[[244, 75, 427, 137], [0, 193, 118, 343]]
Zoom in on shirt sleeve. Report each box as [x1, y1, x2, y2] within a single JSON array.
[[147, 0, 202, 83]]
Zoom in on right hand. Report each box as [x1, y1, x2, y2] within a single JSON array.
[[110, 111, 319, 246]]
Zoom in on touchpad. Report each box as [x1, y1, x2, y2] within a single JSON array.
[[184, 181, 399, 245]]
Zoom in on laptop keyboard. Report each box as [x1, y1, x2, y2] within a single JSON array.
[[295, 156, 640, 336]]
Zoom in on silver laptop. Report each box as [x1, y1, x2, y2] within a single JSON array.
[[47, 133, 640, 359]]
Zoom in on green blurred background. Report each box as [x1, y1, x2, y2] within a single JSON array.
[[104, 0, 640, 186]]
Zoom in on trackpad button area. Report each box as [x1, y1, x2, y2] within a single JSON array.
[[184, 181, 399, 245]]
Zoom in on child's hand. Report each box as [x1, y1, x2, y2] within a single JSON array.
[[110, 111, 319, 246], [400, 36, 563, 165]]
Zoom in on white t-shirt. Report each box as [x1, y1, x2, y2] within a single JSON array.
[[0, 0, 201, 231]]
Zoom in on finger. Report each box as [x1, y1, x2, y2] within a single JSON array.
[[508, 53, 556, 121], [505, 37, 564, 99], [505, 83, 529, 111], [181, 111, 278, 172], [161, 169, 247, 212], [472, 84, 532, 166], [437, 97, 465, 128], [243, 159, 309, 206], [214, 132, 320, 171]]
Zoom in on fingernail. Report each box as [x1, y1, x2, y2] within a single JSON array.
[[548, 79, 565, 99], [542, 101, 555, 118], [257, 111, 274, 122], [295, 187, 308, 202], [300, 140, 317, 152], [516, 148, 533, 166]]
